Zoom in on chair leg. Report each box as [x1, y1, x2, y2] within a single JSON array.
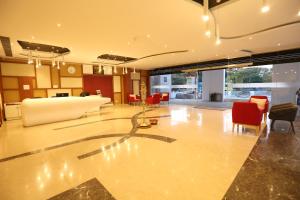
[[290, 121, 296, 134], [256, 126, 260, 135], [271, 120, 275, 130], [232, 123, 235, 132], [264, 113, 267, 123]]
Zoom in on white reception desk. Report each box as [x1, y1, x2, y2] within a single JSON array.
[[21, 96, 111, 126]]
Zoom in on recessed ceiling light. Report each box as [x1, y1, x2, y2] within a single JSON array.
[[249, 37, 253, 40], [298, 10, 300, 16], [205, 30, 211, 37], [57, 23, 61, 27], [215, 39, 221, 45], [261, 5, 270, 13], [146, 34, 151, 38], [277, 43, 281, 46], [31, 36, 35, 40]]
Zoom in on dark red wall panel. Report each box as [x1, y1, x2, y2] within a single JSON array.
[[83, 75, 113, 100]]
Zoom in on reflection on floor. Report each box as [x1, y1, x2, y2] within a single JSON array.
[[223, 119, 300, 200], [0, 105, 260, 199]]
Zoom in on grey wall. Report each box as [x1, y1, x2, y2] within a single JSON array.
[[202, 69, 225, 101], [271, 62, 300, 105]]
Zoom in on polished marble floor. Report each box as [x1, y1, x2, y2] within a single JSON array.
[[0, 105, 260, 200]]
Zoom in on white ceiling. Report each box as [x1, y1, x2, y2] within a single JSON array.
[[0, 0, 300, 69]]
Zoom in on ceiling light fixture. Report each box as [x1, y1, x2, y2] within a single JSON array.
[[202, 0, 210, 22], [35, 58, 39, 68], [62, 55, 66, 65], [205, 22, 211, 38], [261, 0, 270, 13], [215, 24, 221, 45], [57, 60, 60, 70]]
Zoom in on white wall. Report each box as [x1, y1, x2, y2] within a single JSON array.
[[202, 69, 225, 101]]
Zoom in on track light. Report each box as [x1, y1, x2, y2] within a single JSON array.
[[261, 0, 270, 13], [202, 0, 209, 22]]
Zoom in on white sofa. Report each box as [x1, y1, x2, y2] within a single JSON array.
[[21, 96, 111, 126]]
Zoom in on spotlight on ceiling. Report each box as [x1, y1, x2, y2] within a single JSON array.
[[261, 0, 270, 13]]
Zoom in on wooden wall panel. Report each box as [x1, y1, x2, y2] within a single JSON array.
[[51, 67, 60, 88], [3, 90, 20, 103], [36, 65, 51, 88], [114, 93, 122, 104], [2, 77, 19, 89], [60, 77, 82, 88], [33, 89, 47, 98], [1, 63, 35, 76], [18, 77, 34, 101], [60, 64, 82, 77], [72, 88, 82, 96]]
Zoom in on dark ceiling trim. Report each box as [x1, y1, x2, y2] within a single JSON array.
[[0, 36, 13, 57], [17, 40, 70, 54], [97, 54, 136, 62], [150, 48, 300, 75], [192, 0, 231, 9]]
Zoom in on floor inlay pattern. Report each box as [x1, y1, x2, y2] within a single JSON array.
[[48, 178, 116, 200], [223, 119, 300, 200], [0, 110, 174, 163]]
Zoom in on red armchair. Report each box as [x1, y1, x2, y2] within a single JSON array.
[[160, 92, 169, 104], [146, 93, 160, 106], [249, 96, 269, 122], [128, 94, 141, 105], [232, 102, 263, 135]]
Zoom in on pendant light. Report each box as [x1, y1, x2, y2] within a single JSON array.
[[202, 0, 209, 22], [125, 67, 128, 74], [122, 67, 125, 75], [133, 67, 136, 73], [98, 64, 102, 73], [114, 65, 117, 74], [205, 21, 211, 38], [62, 55, 66, 66], [215, 24, 221, 45], [57, 60, 60, 70], [261, 0, 270, 13], [35, 58, 39, 68]]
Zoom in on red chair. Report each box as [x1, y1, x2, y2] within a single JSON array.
[[146, 93, 160, 106], [249, 96, 269, 122], [128, 94, 141, 105], [160, 93, 170, 104], [232, 102, 263, 135]]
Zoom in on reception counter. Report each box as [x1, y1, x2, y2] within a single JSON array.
[[21, 96, 111, 126]]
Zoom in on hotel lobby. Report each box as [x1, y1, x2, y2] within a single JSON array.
[[0, 0, 300, 199]]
